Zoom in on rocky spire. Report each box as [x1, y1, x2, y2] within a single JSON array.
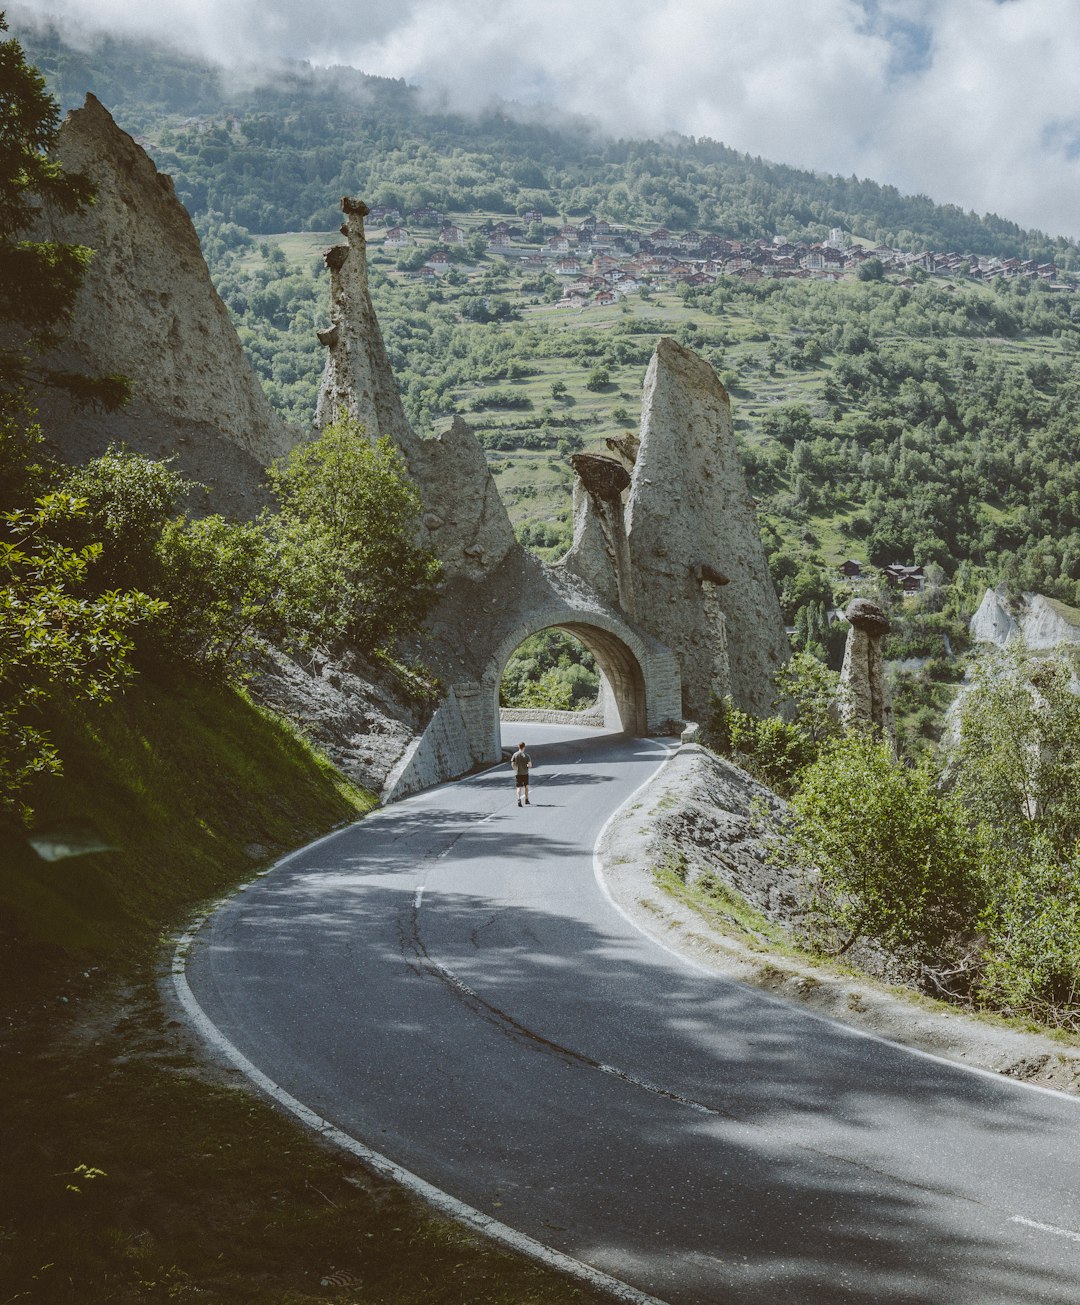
[[624, 337, 788, 721], [839, 598, 896, 746], [315, 199, 517, 581], [562, 452, 634, 610], [29, 94, 295, 514], [314, 197, 420, 462]]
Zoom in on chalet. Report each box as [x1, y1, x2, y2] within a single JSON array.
[[426, 250, 451, 272], [368, 206, 401, 225], [439, 224, 465, 245], [881, 564, 926, 593], [839, 559, 863, 578], [522, 209, 544, 225], [555, 257, 582, 275], [557, 224, 580, 241], [648, 227, 675, 246], [523, 253, 545, 268], [546, 236, 573, 254], [384, 226, 411, 248], [488, 231, 512, 249], [594, 288, 617, 306], [409, 206, 443, 225]]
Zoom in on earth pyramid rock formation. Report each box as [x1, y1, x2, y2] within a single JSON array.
[[839, 598, 896, 746], [625, 338, 789, 719], [29, 96, 296, 514], [315, 199, 788, 795]]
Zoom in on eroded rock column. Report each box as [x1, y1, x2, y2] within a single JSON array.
[[624, 337, 788, 721], [563, 452, 634, 611], [839, 598, 896, 747], [315, 196, 420, 461]]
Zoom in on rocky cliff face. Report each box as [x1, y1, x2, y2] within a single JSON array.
[[31, 95, 296, 516], [971, 587, 1080, 651], [624, 338, 789, 720]]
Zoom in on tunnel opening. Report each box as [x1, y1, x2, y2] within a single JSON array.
[[499, 629, 600, 713], [494, 621, 649, 737]]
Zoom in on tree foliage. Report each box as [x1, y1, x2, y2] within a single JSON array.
[[500, 629, 599, 710], [0, 493, 164, 823], [266, 413, 440, 655], [787, 733, 984, 968], [949, 643, 1080, 862]]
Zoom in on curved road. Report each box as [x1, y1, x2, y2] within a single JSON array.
[[181, 725, 1080, 1305]]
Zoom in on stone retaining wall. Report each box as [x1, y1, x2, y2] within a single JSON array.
[[499, 707, 605, 726]]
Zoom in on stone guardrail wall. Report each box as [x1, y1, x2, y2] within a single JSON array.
[[499, 707, 605, 726]]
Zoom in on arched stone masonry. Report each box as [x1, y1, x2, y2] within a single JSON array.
[[316, 197, 787, 802]]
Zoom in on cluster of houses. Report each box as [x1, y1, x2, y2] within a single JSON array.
[[841, 560, 927, 594], [365, 205, 1069, 308]]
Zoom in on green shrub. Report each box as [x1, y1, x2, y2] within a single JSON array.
[[787, 733, 984, 969], [975, 835, 1080, 1028]]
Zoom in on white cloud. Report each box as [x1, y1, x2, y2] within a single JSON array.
[[15, 0, 1080, 240]]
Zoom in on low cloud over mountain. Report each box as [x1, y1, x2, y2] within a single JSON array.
[[18, 0, 1080, 241]]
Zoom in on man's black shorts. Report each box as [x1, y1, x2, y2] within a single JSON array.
[[515, 773, 529, 788]]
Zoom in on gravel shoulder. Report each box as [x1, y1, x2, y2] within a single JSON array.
[[599, 743, 1080, 1097]]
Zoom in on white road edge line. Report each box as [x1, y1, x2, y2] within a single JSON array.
[[590, 742, 1080, 1107], [1010, 1216, 1080, 1243], [172, 924, 671, 1305]]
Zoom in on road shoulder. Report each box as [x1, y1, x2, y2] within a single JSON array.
[[598, 743, 1080, 1097]]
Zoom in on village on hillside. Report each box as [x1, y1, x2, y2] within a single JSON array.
[[367, 207, 1070, 310]]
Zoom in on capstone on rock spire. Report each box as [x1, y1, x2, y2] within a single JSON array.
[[314, 196, 419, 461]]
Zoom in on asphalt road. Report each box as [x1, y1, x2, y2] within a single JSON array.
[[182, 725, 1080, 1305]]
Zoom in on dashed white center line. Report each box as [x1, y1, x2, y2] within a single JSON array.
[[1011, 1216, 1080, 1243]]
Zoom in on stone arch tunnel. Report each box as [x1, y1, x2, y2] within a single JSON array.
[[383, 578, 683, 802], [315, 197, 789, 802]]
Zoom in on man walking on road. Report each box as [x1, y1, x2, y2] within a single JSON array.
[[511, 742, 532, 806]]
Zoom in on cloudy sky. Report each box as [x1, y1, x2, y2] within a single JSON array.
[[20, 0, 1080, 241]]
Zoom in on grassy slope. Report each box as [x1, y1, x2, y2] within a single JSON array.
[[0, 678, 607, 1305]]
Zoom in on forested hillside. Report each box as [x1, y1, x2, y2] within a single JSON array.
[[22, 15, 1080, 262], [16, 16, 1080, 728]]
